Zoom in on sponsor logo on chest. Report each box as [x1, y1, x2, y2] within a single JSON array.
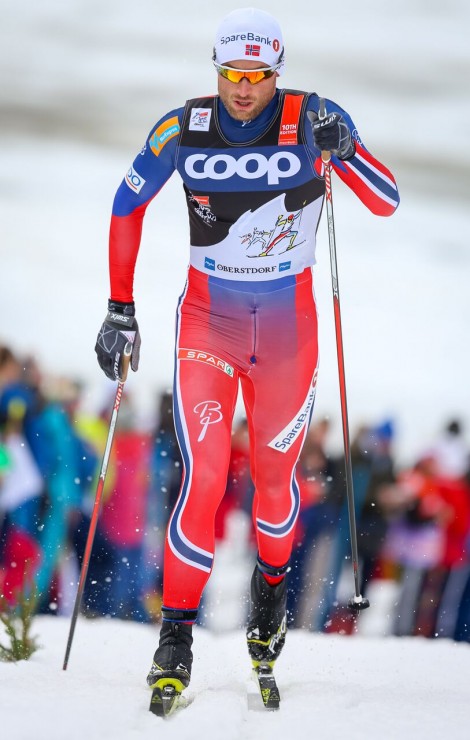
[[279, 123, 298, 146], [184, 151, 301, 185], [189, 108, 212, 132]]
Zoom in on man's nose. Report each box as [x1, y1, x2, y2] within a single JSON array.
[[237, 77, 252, 93]]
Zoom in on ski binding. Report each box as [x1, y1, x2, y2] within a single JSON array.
[[252, 663, 280, 710], [149, 678, 189, 718]]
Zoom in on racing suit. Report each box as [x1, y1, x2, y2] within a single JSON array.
[[109, 89, 399, 614]]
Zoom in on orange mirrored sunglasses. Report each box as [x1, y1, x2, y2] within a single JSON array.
[[213, 62, 279, 85]]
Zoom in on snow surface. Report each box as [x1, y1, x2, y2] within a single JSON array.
[[1, 1, 470, 465], [1, 615, 469, 740]]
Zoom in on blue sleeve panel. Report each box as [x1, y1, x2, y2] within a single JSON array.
[[112, 107, 184, 217]]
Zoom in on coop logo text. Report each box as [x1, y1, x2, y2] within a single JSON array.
[[184, 152, 301, 186]]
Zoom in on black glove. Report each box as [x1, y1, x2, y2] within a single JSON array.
[[308, 108, 355, 160], [95, 300, 141, 381]]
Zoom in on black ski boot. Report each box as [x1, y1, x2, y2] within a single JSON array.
[[147, 621, 193, 716], [147, 621, 193, 689], [246, 565, 287, 670]]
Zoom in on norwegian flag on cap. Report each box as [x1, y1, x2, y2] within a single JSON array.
[[245, 44, 260, 56]]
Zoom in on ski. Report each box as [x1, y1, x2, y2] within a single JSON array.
[[148, 679, 191, 718], [252, 663, 280, 710]]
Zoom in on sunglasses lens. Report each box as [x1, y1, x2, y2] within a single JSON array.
[[216, 66, 275, 84], [223, 69, 244, 83], [247, 70, 268, 84]]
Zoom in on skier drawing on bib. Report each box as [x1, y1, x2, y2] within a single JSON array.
[[241, 226, 271, 253], [259, 210, 302, 256], [94, 7, 399, 713]]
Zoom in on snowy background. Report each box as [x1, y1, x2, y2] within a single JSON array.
[[1, 2, 470, 737], [1, 0, 470, 464]]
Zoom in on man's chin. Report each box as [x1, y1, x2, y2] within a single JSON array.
[[232, 111, 253, 121], [227, 102, 256, 121]]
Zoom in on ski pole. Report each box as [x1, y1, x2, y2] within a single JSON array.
[[318, 98, 369, 612], [63, 344, 133, 670]]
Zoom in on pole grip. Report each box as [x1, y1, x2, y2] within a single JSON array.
[[120, 343, 133, 382], [318, 97, 331, 164]]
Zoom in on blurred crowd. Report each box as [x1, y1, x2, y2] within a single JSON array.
[[1, 342, 470, 642]]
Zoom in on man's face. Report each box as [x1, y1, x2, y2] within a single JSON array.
[[217, 59, 278, 121]]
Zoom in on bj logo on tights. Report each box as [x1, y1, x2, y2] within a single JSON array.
[[193, 401, 223, 442]]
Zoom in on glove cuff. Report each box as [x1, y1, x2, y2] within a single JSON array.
[[107, 300, 136, 328], [337, 141, 356, 161], [108, 299, 135, 316]]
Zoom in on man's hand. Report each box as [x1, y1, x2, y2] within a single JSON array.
[[95, 300, 141, 381], [308, 108, 355, 160]]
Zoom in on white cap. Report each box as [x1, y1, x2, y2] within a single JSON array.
[[213, 8, 285, 75]]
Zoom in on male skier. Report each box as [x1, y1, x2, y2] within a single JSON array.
[[95, 7, 399, 709]]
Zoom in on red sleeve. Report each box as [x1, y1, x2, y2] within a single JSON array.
[[109, 200, 151, 303]]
